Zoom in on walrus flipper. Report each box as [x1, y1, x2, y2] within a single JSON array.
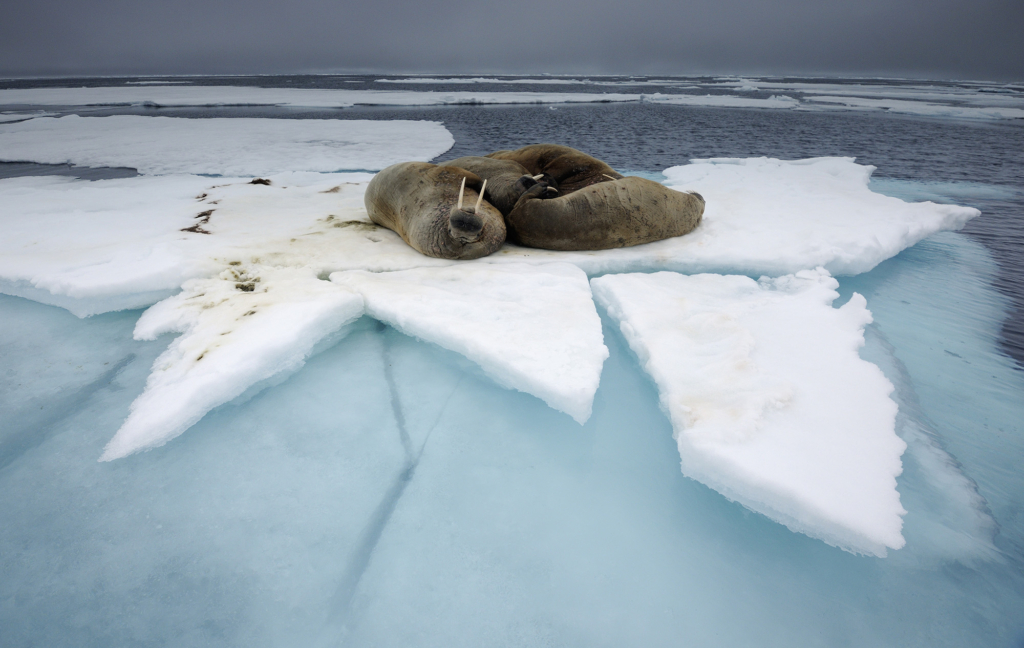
[[365, 162, 506, 260]]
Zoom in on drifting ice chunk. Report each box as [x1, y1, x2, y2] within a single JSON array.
[[803, 96, 1024, 120], [591, 269, 906, 556], [0, 115, 454, 176], [642, 93, 800, 109], [100, 265, 363, 461], [0, 86, 640, 109], [332, 263, 608, 423]]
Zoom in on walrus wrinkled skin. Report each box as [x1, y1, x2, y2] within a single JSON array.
[[485, 144, 705, 251], [440, 156, 539, 216], [487, 144, 624, 194], [506, 177, 705, 251], [365, 162, 506, 260]]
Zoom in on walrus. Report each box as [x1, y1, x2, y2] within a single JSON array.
[[439, 156, 542, 216], [484, 144, 704, 251], [505, 176, 705, 251], [486, 144, 624, 194], [364, 162, 506, 260]]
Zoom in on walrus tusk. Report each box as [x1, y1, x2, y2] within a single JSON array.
[[532, 174, 545, 181], [475, 179, 487, 211], [457, 177, 466, 209], [602, 174, 617, 181]]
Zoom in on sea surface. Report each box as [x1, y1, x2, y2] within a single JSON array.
[[1, 75, 1022, 647]]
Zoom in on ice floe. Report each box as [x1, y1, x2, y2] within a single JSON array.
[[590, 268, 907, 556], [0, 115, 454, 176], [803, 95, 1024, 120], [0, 86, 640, 108], [332, 263, 608, 424], [0, 110, 56, 123], [100, 265, 364, 460], [4, 82, 1021, 121], [0, 158, 978, 318], [643, 93, 800, 109]]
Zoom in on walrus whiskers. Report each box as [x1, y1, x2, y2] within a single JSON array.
[[457, 177, 466, 210], [475, 179, 487, 211]]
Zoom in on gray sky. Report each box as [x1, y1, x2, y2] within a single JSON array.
[[1, 0, 1021, 80]]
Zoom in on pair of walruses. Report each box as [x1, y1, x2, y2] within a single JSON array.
[[363, 144, 705, 260]]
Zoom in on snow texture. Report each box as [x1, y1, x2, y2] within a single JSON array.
[[591, 268, 907, 556], [100, 265, 364, 460], [0, 158, 977, 318], [0, 115, 455, 175], [332, 263, 608, 424]]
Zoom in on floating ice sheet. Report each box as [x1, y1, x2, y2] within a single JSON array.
[[332, 263, 608, 424], [0, 86, 640, 108], [4, 82, 1021, 120], [100, 265, 364, 460], [0, 115, 454, 176], [643, 93, 800, 109], [0, 158, 978, 317], [804, 96, 1024, 120], [591, 268, 906, 556]]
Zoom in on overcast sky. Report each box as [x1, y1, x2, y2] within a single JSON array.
[[1, 0, 1021, 80]]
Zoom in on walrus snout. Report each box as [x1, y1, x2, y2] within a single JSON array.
[[449, 208, 484, 242], [688, 190, 705, 205]]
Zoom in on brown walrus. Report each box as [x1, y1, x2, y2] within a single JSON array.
[[364, 162, 506, 260], [439, 156, 541, 216], [506, 177, 705, 251], [486, 144, 624, 194], [485, 144, 704, 251]]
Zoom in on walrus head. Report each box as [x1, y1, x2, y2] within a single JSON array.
[[448, 177, 487, 243]]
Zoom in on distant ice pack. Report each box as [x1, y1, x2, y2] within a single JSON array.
[[3, 81, 1021, 119]]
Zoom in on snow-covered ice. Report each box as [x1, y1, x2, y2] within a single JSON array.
[[0, 115, 454, 175], [0, 158, 977, 319], [100, 265, 364, 460], [0, 110, 56, 123], [804, 95, 1024, 120], [642, 93, 800, 109], [0, 86, 641, 108], [3, 81, 1022, 121], [591, 269, 906, 556], [332, 263, 608, 424]]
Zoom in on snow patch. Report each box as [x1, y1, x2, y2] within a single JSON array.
[[332, 263, 608, 424], [100, 265, 364, 460], [591, 268, 906, 556]]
